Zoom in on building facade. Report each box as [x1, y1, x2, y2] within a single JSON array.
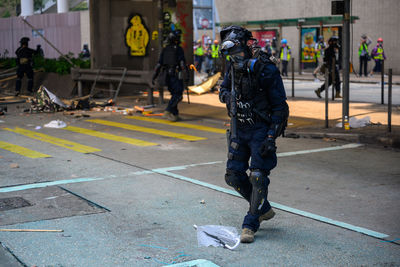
[[215, 0, 400, 74]]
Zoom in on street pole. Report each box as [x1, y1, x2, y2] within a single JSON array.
[[388, 69, 392, 132], [381, 60, 385, 104], [158, 0, 164, 104], [342, 0, 350, 129], [298, 23, 302, 75], [212, 0, 216, 40], [325, 66, 329, 128], [291, 58, 294, 97]]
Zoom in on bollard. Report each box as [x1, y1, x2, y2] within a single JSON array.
[[291, 58, 295, 97], [325, 67, 329, 128], [158, 86, 164, 105], [147, 87, 154, 105], [388, 69, 392, 132], [381, 60, 385, 104], [331, 58, 335, 101]]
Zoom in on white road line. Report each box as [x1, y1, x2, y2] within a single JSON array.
[[277, 143, 363, 157], [1, 144, 385, 239]]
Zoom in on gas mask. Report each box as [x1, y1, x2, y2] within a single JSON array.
[[220, 39, 250, 72]]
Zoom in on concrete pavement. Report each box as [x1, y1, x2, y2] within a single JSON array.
[[0, 100, 399, 266], [0, 72, 400, 266]]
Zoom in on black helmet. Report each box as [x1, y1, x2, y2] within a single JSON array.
[[220, 26, 252, 45], [328, 36, 339, 43], [219, 25, 252, 57], [167, 30, 181, 45], [20, 37, 30, 45]]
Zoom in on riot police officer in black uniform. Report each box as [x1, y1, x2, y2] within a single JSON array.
[[15, 37, 37, 96], [152, 30, 188, 121], [219, 26, 289, 243]]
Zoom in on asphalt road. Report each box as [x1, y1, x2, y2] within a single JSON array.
[[0, 105, 399, 266], [283, 80, 400, 104]]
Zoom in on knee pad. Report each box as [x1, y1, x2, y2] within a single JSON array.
[[249, 169, 270, 215], [225, 169, 251, 201], [249, 169, 270, 189]]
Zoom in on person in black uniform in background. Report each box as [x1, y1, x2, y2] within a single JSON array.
[[36, 44, 44, 58], [152, 30, 188, 121], [15, 37, 38, 96], [314, 36, 342, 99], [219, 26, 289, 243]]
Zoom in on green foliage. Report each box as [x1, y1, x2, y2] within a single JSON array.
[[34, 0, 45, 13], [0, 0, 18, 17], [71, 2, 88, 11], [0, 55, 91, 75], [0, 58, 17, 69], [2, 10, 10, 18]]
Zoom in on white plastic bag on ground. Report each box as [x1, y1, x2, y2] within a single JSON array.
[[194, 225, 240, 250], [44, 120, 67, 128], [336, 116, 371, 128]]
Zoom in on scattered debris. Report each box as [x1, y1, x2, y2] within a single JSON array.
[[323, 137, 337, 142], [188, 72, 221, 95], [44, 120, 67, 128], [0, 106, 7, 115], [285, 133, 300, 139], [9, 163, 19, 168], [336, 116, 371, 128], [193, 224, 240, 250], [29, 86, 68, 113]]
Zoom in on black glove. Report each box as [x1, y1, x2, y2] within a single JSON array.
[[219, 90, 230, 104], [259, 137, 276, 158]]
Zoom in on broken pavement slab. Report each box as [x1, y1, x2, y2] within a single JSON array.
[[0, 186, 108, 226]]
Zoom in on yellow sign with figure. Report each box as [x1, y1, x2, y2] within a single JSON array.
[[125, 15, 149, 56]]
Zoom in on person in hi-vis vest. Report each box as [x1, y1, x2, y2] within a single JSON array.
[[369, 38, 386, 77], [279, 39, 291, 77]]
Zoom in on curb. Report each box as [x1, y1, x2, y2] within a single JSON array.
[[282, 77, 400, 85], [286, 130, 400, 149]]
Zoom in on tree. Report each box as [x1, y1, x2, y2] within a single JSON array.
[[34, 0, 45, 13]]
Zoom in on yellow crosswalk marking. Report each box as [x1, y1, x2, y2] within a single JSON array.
[[63, 126, 158, 147], [126, 116, 226, 134], [0, 140, 51, 158], [87, 119, 207, 141], [4, 127, 101, 154]]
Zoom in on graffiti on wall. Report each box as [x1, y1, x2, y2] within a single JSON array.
[[163, 1, 190, 49], [125, 14, 149, 56]]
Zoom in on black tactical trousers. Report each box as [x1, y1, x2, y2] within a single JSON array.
[[16, 64, 34, 92]]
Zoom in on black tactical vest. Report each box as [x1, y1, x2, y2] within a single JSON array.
[[234, 71, 271, 126], [162, 45, 178, 67]]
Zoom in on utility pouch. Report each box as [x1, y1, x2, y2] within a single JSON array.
[[19, 58, 29, 65]]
